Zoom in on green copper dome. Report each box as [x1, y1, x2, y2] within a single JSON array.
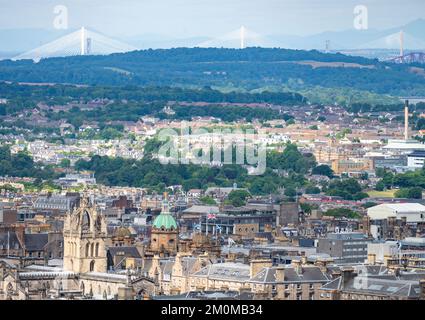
[[153, 214, 178, 230], [152, 195, 178, 230]]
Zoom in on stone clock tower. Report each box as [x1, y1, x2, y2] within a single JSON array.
[[63, 196, 109, 273]]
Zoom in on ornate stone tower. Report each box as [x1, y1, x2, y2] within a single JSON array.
[[150, 193, 179, 256], [63, 196, 109, 273]]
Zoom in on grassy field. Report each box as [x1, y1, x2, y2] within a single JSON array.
[[367, 190, 396, 198]]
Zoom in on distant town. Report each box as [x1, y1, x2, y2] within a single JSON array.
[[1, 89, 425, 300], [1, 1, 425, 303]]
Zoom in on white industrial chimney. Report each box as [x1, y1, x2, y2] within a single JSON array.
[[404, 100, 409, 141]]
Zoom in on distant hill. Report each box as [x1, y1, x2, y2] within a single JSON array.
[[0, 47, 424, 97], [265, 19, 425, 50]]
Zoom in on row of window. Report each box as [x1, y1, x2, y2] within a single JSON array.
[[343, 254, 367, 258], [85, 242, 100, 257], [343, 248, 366, 252], [344, 241, 369, 245]]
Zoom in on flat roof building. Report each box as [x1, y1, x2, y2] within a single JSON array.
[[367, 203, 425, 223]]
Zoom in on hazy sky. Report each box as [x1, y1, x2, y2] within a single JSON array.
[[1, 0, 424, 37]]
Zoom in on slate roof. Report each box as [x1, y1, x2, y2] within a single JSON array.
[[320, 270, 424, 299], [153, 290, 254, 300], [24, 233, 48, 251], [192, 262, 250, 281], [249, 266, 330, 284], [141, 259, 152, 273], [179, 256, 199, 276], [108, 246, 142, 259], [0, 259, 18, 269], [320, 277, 342, 291], [161, 260, 174, 276], [342, 276, 421, 298], [0, 231, 22, 250], [183, 206, 219, 214]]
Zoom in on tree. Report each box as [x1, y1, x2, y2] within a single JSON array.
[[300, 203, 318, 214], [305, 186, 320, 194], [325, 178, 363, 200], [360, 172, 369, 181], [362, 202, 377, 209], [323, 208, 361, 219], [200, 196, 216, 205], [395, 187, 423, 199], [267, 143, 316, 174], [312, 165, 334, 178], [353, 192, 369, 201], [375, 180, 385, 191], [227, 190, 250, 207], [415, 118, 425, 130], [284, 187, 297, 197], [59, 159, 71, 168]]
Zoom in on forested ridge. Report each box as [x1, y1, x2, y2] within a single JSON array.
[[1, 47, 424, 96]]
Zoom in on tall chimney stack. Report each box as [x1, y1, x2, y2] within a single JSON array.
[[404, 100, 409, 141]]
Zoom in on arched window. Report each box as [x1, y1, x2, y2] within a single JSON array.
[[90, 260, 95, 272], [95, 243, 99, 257], [80, 282, 85, 295], [82, 211, 91, 231], [90, 243, 94, 257], [85, 243, 90, 257]]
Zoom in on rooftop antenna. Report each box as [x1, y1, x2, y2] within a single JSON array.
[[240, 26, 245, 49]]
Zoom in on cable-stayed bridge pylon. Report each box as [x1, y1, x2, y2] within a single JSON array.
[[13, 27, 138, 62], [197, 26, 271, 49]]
